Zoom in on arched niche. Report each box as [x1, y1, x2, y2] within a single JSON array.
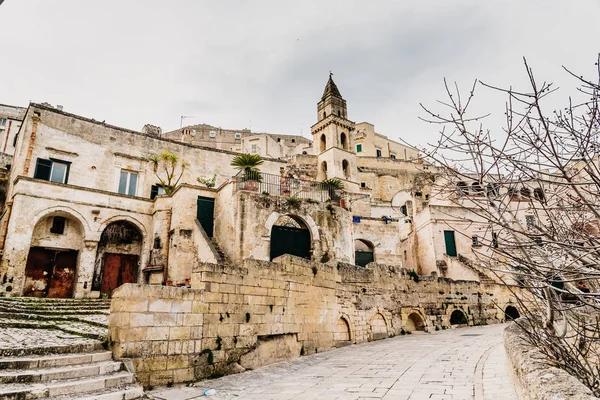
[[270, 215, 311, 261], [93, 220, 143, 297], [450, 309, 468, 325], [370, 313, 388, 341], [405, 312, 426, 332], [24, 211, 85, 298]]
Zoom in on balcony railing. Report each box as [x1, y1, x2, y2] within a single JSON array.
[[233, 170, 342, 203]]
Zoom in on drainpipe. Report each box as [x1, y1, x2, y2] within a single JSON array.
[[23, 113, 40, 175], [2, 120, 12, 153], [163, 209, 173, 284]]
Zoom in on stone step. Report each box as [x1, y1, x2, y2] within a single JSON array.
[[0, 311, 108, 328], [0, 298, 110, 305], [0, 351, 112, 370], [0, 370, 134, 399], [0, 302, 109, 311], [52, 385, 144, 400], [0, 360, 123, 383], [0, 304, 109, 313]]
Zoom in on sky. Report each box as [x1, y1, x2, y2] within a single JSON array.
[[1, 0, 599, 148]]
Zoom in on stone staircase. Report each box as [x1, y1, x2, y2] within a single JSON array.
[[0, 351, 143, 399], [0, 298, 110, 340], [457, 255, 497, 285], [0, 297, 144, 399], [211, 238, 230, 264]]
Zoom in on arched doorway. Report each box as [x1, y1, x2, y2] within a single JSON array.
[[340, 132, 347, 150], [450, 310, 468, 325], [370, 313, 387, 340], [93, 221, 142, 297], [405, 312, 426, 332], [505, 306, 520, 321], [320, 134, 327, 152], [334, 317, 351, 346], [354, 239, 374, 267], [23, 213, 84, 298], [270, 215, 311, 261]]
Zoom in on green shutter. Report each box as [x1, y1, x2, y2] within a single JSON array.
[[444, 231, 457, 257]]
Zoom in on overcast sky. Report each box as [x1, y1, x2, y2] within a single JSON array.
[[1, 0, 599, 147]]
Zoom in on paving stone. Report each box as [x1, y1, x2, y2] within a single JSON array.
[[150, 323, 518, 399]]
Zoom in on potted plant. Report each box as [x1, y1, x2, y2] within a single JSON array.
[[320, 178, 344, 206], [231, 154, 264, 191]]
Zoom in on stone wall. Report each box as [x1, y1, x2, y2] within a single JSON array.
[[504, 322, 597, 400], [109, 256, 518, 386]]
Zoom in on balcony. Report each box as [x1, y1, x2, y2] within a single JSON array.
[[232, 170, 342, 203]]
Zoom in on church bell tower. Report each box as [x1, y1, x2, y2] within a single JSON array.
[[311, 74, 359, 192]]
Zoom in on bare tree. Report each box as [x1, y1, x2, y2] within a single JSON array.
[[421, 56, 600, 394]]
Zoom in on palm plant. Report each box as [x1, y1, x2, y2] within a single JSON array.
[[320, 178, 344, 200], [231, 154, 264, 182], [149, 151, 188, 195]]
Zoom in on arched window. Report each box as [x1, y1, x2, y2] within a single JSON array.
[[340, 132, 347, 150], [323, 111, 326, 119], [534, 188, 545, 202], [342, 159, 350, 178], [520, 187, 531, 198], [471, 182, 483, 195], [321, 161, 328, 180], [320, 134, 327, 153], [337, 110, 341, 117], [456, 181, 468, 196], [486, 183, 499, 197]]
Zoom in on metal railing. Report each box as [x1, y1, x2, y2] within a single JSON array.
[[233, 170, 342, 203]]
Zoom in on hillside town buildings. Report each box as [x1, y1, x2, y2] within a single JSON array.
[[0, 75, 512, 299]]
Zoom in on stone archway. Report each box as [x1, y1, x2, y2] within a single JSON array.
[[505, 305, 520, 321], [334, 317, 352, 346], [354, 239, 375, 267], [23, 211, 85, 298], [450, 309, 468, 325], [405, 312, 426, 332], [93, 220, 143, 297], [370, 313, 388, 340], [270, 215, 311, 261]]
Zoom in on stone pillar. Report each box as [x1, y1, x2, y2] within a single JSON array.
[[74, 239, 99, 298]]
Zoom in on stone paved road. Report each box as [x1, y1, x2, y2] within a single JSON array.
[[150, 324, 517, 400]]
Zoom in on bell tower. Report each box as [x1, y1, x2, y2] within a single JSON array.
[[311, 73, 359, 192]]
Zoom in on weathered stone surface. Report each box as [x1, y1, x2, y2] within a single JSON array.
[[504, 322, 599, 400]]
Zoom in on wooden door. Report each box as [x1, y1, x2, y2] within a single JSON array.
[[23, 247, 53, 297], [444, 230, 457, 257], [101, 253, 139, 296], [47, 250, 78, 298]]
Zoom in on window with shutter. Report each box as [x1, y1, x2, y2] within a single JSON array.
[[34, 158, 70, 183], [34, 158, 53, 181]]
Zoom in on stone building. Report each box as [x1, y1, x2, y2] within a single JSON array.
[[0, 75, 503, 299]]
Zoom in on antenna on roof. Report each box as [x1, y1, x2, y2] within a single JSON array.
[[180, 115, 194, 128]]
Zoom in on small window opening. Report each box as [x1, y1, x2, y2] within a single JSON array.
[[472, 236, 480, 247], [50, 217, 66, 234]]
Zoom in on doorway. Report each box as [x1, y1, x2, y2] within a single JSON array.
[[444, 230, 457, 257], [100, 253, 139, 296], [24, 247, 78, 298]]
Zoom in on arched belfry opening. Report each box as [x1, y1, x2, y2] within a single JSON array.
[[320, 161, 328, 180], [342, 159, 350, 179], [340, 132, 347, 150], [320, 134, 327, 153], [270, 215, 311, 261], [93, 221, 143, 297]]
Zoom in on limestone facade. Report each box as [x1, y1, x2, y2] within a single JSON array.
[[0, 75, 506, 299], [109, 256, 519, 386]]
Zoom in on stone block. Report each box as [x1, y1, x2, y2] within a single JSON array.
[[167, 355, 190, 370], [149, 299, 172, 313], [146, 327, 170, 341], [129, 312, 154, 327], [172, 368, 195, 383], [171, 300, 192, 313], [170, 326, 191, 340]]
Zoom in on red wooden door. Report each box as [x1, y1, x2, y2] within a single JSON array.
[[23, 247, 53, 297], [101, 253, 139, 296], [47, 251, 78, 298]]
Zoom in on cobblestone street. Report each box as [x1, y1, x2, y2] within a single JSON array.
[[150, 323, 517, 400]]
